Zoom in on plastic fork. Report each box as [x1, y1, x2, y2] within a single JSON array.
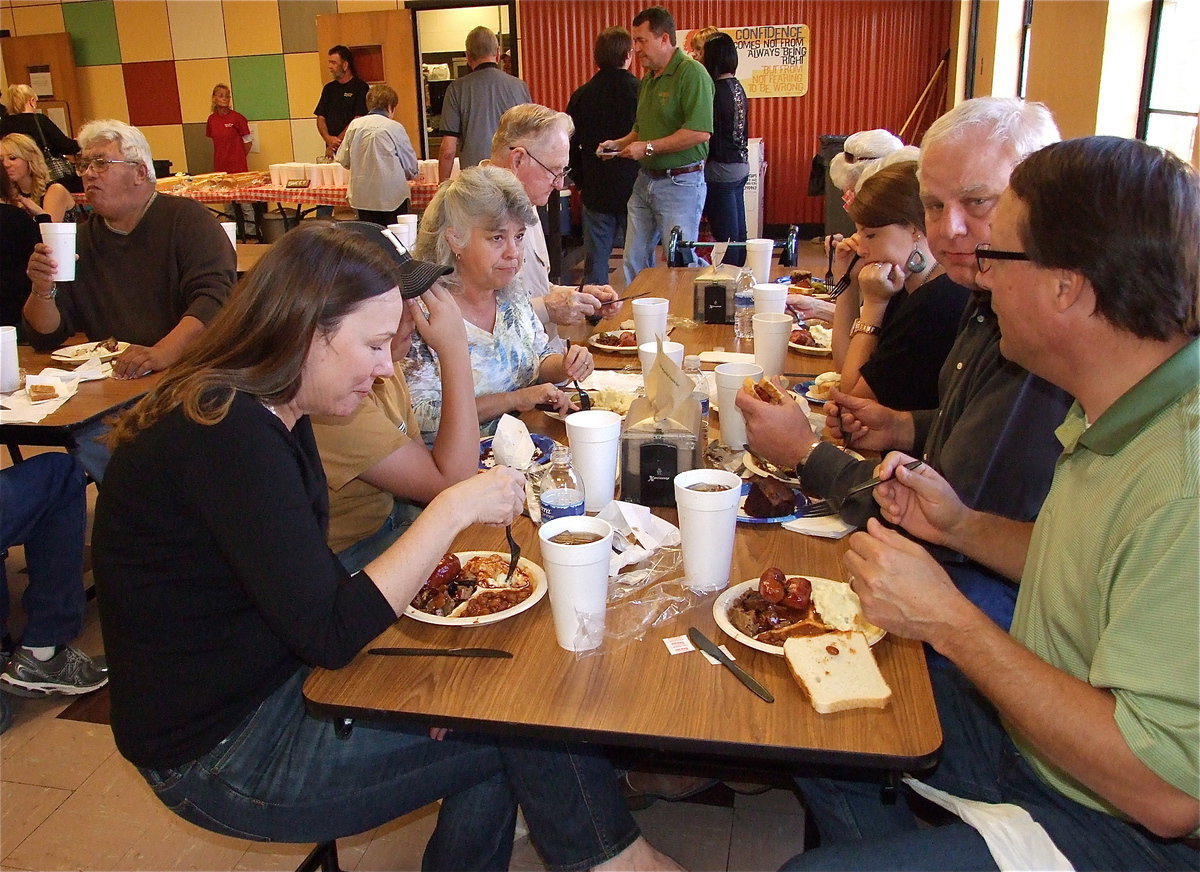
[[824, 235, 836, 285], [828, 253, 861, 301], [503, 524, 521, 583], [566, 339, 592, 411]]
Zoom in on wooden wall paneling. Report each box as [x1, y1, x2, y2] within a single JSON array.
[[1, 32, 82, 136]]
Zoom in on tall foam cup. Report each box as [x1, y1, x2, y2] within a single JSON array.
[[673, 468, 743, 592], [220, 221, 237, 250], [713, 362, 762, 448], [39, 223, 77, 281], [538, 516, 614, 651], [0, 326, 19, 393], [631, 297, 669, 346], [753, 283, 787, 314], [752, 313, 793, 380], [637, 340, 684, 373], [745, 238, 773, 285], [565, 410, 622, 513]]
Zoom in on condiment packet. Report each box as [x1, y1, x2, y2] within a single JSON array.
[[596, 500, 681, 576], [492, 414, 535, 470]]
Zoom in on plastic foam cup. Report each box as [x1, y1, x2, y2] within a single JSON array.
[[637, 340, 684, 373], [220, 221, 237, 250], [565, 409, 622, 513], [752, 313, 793, 380], [745, 238, 773, 285], [631, 297, 669, 347], [753, 283, 786, 314], [713, 362, 762, 448], [673, 468, 743, 592], [39, 223, 76, 281], [0, 326, 19, 393], [538, 516, 614, 651]]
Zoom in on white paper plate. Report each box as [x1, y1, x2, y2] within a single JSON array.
[[51, 340, 130, 363], [588, 333, 638, 354], [713, 578, 885, 656], [788, 340, 832, 356], [405, 551, 547, 626]]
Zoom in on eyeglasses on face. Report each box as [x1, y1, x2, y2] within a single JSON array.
[[80, 157, 143, 174], [975, 243, 1030, 273], [511, 147, 571, 186]]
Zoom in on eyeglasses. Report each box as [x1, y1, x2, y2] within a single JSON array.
[[511, 147, 571, 187], [975, 243, 1030, 273], [80, 157, 143, 174]]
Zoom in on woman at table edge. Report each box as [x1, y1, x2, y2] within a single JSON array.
[[405, 164, 592, 441], [91, 221, 679, 871]]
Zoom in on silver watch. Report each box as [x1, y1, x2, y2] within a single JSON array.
[[644, 141, 655, 157]]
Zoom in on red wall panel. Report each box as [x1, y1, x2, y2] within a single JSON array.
[[519, 0, 952, 226]]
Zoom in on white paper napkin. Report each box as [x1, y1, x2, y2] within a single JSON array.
[[698, 351, 754, 366], [0, 377, 80, 424], [596, 500, 681, 576], [492, 414, 536, 470], [38, 358, 112, 382], [782, 514, 855, 539]]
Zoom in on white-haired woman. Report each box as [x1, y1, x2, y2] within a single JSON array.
[[404, 164, 592, 442], [2, 133, 77, 222], [0, 84, 81, 192]]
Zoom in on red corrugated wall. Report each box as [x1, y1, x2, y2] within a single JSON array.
[[517, 0, 952, 226]]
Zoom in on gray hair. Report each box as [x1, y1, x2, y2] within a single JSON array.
[[920, 97, 1059, 167], [415, 164, 537, 269], [490, 103, 574, 162], [78, 119, 156, 181], [465, 26, 499, 61]]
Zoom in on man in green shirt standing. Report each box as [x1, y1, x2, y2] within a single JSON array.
[[785, 136, 1199, 869], [600, 6, 713, 284]]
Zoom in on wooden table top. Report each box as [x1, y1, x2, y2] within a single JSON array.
[[2, 340, 161, 450], [304, 261, 942, 774]]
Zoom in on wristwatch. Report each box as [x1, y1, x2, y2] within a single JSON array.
[[34, 283, 57, 301], [644, 141, 655, 158], [851, 318, 881, 338]]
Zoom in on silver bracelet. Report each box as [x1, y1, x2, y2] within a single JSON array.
[[33, 283, 57, 301]]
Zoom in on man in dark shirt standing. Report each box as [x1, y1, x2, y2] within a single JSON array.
[[314, 45, 368, 160], [566, 27, 640, 286]]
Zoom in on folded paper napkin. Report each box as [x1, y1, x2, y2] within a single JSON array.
[[782, 513, 855, 539], [492, 414, 536, 470], [596, 500, 681, 576], [39, 358, 112, 382], [698, 350, 754, 366], [0, 375, 80, 424]]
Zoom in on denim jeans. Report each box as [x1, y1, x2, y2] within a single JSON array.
[[787, 667, 1198, 871], [71, 418, 112, 483], [0, 454, 87, 646], [138, 669, 639, 871], [581, 205, 626, 286], [623, 169, 706, 284], [704, 171, 748, 267], [335, 499, 422, 575]]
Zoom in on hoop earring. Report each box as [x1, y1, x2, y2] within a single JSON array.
[[905, 247, 927, 273]]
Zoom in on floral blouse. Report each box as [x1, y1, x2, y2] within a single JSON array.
[[403, 278, 554, 443]]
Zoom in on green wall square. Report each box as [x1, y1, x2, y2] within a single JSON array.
[[229, 55, 289, 122], [63, 0, 121, 67]]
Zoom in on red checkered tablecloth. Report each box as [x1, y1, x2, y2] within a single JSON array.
[[76, 180, 441, 212]]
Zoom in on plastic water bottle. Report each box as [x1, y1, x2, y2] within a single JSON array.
[[734, 267, 755, 340], [683, 355, 710, 448], [539, 445, 586, 523]]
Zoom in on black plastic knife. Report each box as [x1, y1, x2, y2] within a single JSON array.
[[687, 628, 774, 702], [368, 647, 512, 658]]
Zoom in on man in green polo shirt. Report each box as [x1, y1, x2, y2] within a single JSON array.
[[599, 5, 713, 284], [784, 136, 1198, 869]]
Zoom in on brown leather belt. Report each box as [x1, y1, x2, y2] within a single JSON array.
[[641, 162, 704, 179]]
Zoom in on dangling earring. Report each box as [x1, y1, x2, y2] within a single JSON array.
[[905, 246, 927, 273]]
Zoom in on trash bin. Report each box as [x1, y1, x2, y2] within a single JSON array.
[[259, 211, 288, 243], [817, 135, 855, 238]]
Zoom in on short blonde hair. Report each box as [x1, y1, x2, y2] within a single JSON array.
[[490, 103, 573, 162], [210, 83, 231, 114], [1, 133, 50, 202], [4, 84, 36, 115], [689, 26, 719, 57], [366, 83, 398, 113]]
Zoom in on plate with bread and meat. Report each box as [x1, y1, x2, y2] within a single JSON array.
[[588, 330, 639, 354], [51, 337, 129, 363], [406, 551, 547, 626]]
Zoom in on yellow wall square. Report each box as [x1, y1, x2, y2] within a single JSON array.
[[283, 51, 323, 120], [140, 123, 187, 176], [166, 0, 227, 60], [248, 118, 294, 169], [114, 1, 172, 63], [289, 118, 325, 164], [223, 0, 282, 58], [77, 64, 130, 126], [12, 3, 64, 35], [176, 58, 232, 124]]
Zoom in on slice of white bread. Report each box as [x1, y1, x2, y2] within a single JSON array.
[[784, 631, 892, 714]]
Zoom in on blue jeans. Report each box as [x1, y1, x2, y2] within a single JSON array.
[[336, 499, 422, 575], [581, 205, 626, 286], [71, 417, 112, 483], [0, 454, 87, 646], [623, 169, 706, 284], [138, 669, 639, 871], [787, 667, 1198, 871], [704, 174, 748, 267]]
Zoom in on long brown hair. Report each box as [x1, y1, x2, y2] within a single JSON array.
[[108, 222, 403, 446], [847, 160, 924, 233]]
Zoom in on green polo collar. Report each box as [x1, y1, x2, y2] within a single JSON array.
[[653, 47, 688, 81], [1058, 339, 1198, 457]]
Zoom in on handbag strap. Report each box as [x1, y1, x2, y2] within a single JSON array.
[[32, 114, 54, 155]]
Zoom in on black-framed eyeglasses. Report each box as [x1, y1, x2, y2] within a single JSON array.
[[511, 146, 571, 187], [975, 243, 1030, 273], [80, 157, 143, 174]]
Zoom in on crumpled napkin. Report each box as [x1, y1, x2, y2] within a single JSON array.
[[38, 358, 112, 382], [596, 500, 680, 576], [492, 414, 536, 470], [0, 375, 80, 424]]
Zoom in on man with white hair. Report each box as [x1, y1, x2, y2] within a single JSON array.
[[738, 98, 1071, 632], [488, 104, 620, 335], [23, 120, 234, 479], [438, 26, 530, 182]]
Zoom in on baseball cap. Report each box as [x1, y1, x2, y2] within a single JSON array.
[[338, 220, 451, 299]]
